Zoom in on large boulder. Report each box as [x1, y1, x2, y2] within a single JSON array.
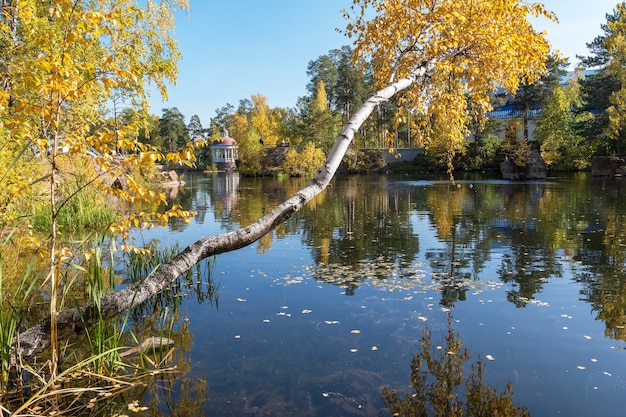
[[591, 156, 626, 176], [500, 149, 546, 180], [159, 170, 185, 187]]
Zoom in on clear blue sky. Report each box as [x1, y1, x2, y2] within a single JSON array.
[[150, 0, 621, 127]]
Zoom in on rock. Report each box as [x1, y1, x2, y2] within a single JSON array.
[[159, 170, 185, 187], [160, 170, 179, 182], [591, 156, 626, 176], [500, 149, 546, 180], [119, 336, 175, 358]]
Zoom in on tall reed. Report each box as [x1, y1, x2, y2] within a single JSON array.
[[30, 175, 116, 233], [0, 232, 38, 398]]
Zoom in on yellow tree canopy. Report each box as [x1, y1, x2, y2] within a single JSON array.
[[343, 0, 556, 170], [0, 0, 194, 236]]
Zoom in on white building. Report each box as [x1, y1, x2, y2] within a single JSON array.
[[211, 128, 239, 171]]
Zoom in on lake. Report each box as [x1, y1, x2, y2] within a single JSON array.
[[128, 171, 626, 416]]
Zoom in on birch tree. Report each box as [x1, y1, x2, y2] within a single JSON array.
[[13, 0, 555, 360], [1, 0, 194, 378]]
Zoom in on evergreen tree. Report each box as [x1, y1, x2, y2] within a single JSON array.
[[159, 107, 190, 152], [187, 114, 205, 140], [578, 4, 626, 155]]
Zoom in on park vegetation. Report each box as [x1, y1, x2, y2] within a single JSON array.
[[2, 0, 626, 414], [144, 0, 626, 176]]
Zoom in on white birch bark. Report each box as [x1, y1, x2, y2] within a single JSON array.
[[13, 61, 434, 360]]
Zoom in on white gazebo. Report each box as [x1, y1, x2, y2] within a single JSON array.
[[211, 128, 239, 171]]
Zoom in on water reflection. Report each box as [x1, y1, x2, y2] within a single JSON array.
[[573, 178, 626, 341], [382, 315, 530, 417], [131, 172, 626, 415], [164, 172, 626, 342]]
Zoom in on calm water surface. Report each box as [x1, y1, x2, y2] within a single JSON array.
[[130, 172, 626, 416]]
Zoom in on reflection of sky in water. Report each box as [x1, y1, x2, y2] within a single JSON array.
[[133, 175, 626, 416], [136, 238, 626, 416]]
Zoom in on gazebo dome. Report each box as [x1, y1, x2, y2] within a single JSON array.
[[213, 128, 237, 146], [212, 136, 237, 146]]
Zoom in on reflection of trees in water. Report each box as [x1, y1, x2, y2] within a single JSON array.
[[119, 243, 215, 415], [425, 216, 482, 307], [167, 173, 626, 340], [304, 178, 563, 305], [423, 181, 561, 308], [572, 179, 626, 341], [382, 315, 530, 417], [300, 176, 421, 294], [311, 257, 426, 295]]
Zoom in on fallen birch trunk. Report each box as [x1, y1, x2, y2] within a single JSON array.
[[13, 61, 434, 361]]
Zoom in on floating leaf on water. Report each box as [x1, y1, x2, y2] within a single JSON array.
[[486, 355, 495, 361], [351, 329, 361, 334], [302, 309, 313, 314], [577, 365, 586, 370]]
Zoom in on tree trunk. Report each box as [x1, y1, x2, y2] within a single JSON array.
[[13, 61, 435, 361]]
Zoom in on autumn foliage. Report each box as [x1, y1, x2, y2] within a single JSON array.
[[344, 0, 556, 171], [0, 0, 561, 411], [0, 0, 195, 383], [0, 0, 196, 238]]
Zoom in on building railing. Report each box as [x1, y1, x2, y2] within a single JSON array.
[[486, 109, 542, 119]]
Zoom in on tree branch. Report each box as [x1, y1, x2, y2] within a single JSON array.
[[13, 59, 436, 361]]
